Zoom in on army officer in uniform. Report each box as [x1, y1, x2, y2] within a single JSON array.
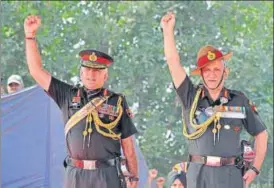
[[161, 12, 268, 188], [24, 15, 139, 188]]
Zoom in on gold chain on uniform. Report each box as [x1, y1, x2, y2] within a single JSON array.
[[182, 88, 221, 140], [88, 96, 123, 140]]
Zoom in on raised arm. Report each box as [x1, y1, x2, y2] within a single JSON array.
[[24, 15, 51, 91], [161, 12, 187, 88]]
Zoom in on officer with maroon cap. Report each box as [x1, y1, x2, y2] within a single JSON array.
[[161, 12, 268, 188], [24, 15, 139, 188]]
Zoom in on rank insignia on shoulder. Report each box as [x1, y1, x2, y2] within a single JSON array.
[[126, 108, 134, 118], [72, 96, 81, 103], [69, 101, 80, 109]]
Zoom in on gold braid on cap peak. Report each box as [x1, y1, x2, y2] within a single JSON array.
[[92, 96, 123, 140], [182, 88, 221, 139]]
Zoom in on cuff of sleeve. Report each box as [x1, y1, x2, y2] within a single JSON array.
[[175, 75, 191, 92], [121, 129, 138, 139], [253, 128, 267, 136]]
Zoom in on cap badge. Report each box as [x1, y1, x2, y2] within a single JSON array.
[[207, 51, 216, 61], [89, 52, 97, 62]]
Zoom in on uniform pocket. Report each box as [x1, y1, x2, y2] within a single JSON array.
[[222, 118, 243, 134]]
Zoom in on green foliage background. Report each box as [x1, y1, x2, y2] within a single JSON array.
[[1, 1, 273, 187]]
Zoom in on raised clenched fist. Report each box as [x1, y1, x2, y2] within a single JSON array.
[[24, 15, 41, 36], [160, 12, 176, 32], [148, 169, 158, 180], [156, 177, 165, 188]]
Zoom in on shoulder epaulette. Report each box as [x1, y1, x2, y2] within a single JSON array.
[[229, 89, 248, 98], [194, 83, 203, 89]]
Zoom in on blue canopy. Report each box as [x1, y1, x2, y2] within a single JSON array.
[[1, 85, 149, 188]]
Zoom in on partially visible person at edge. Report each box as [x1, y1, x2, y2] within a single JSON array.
[[166, 162, 187, 188], [161, 12, 268, 188], [24, 15, 139, 188], [7, 74, 24, 94], [166, 170, 187, 188]]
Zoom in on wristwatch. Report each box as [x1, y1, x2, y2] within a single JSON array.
[[250, 166, 260, 175], [129, 177, 139, 182]]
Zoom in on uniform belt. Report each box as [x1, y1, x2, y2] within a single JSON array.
[[189, 155, 236, 167], [66, 157, 117, 170]]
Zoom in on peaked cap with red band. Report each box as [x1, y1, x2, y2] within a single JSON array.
[[79, 49, 114, 69], [191, 45, 233, 75]]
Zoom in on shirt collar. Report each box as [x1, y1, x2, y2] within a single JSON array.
[[201, 86, 231, 101], [84, 87, 103, 99]]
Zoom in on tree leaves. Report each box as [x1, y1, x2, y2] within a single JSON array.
[[1, 1, 273, 184]]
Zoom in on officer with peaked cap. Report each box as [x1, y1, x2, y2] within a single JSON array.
[[24, 15, 139, 188], [161, 12, 268, 188]]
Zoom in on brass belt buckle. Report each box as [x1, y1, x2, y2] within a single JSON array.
[[83, 160, 96, 170], [206, 156, 221, 166]]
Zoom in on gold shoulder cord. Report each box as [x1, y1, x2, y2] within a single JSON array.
[[182, 88, 221, 140], [91, 96, 123, 140]]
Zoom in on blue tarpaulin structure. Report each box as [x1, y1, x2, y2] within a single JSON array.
[[1, 85, 149, 188]]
